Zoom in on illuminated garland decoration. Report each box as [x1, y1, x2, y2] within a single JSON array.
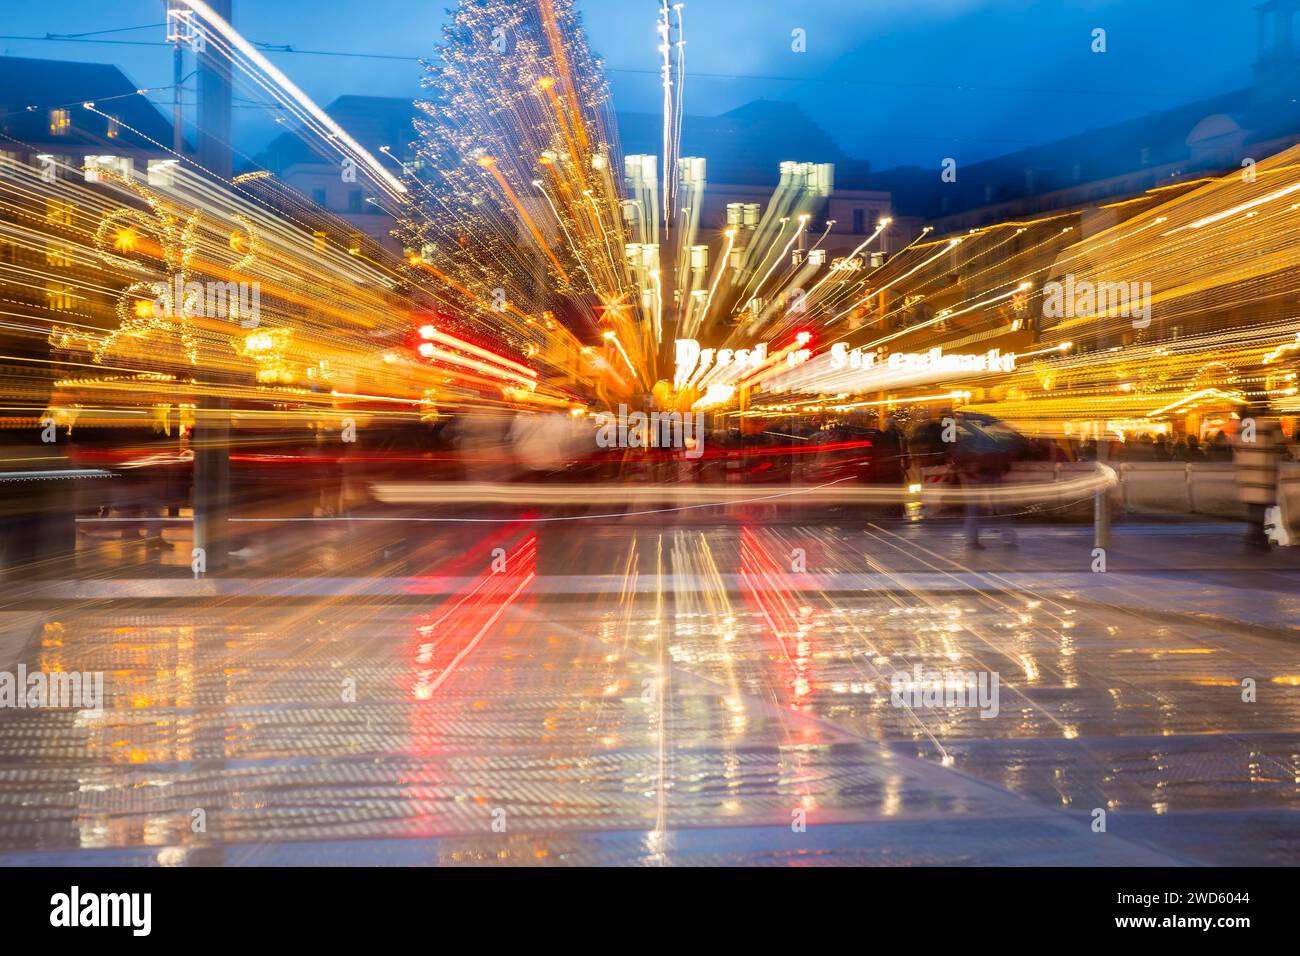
[[88, 170, 263, 369]]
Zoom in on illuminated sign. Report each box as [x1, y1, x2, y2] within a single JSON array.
[[829, 344, 1016, 374], [674, 338, 768, 385], [679, 339, 1018, 399], [674, 335, 817, 388], [767, 345, 1019, 396], [886, 347, 1016, 375], [829, 342, 877, 369]]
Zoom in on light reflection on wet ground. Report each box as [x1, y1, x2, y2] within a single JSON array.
[[0, 524, 1297, 865]]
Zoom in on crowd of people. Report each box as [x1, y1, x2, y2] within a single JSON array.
[[1094, 430, 1236, 463], [897, 408, 1297, 550]]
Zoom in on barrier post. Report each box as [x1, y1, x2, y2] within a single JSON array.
[[1094, 439, 1111, 550]]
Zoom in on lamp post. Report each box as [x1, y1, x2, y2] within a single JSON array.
[[191, 0, 233, 575]]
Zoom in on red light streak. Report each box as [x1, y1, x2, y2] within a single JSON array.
[[407, 534, 538, 701]]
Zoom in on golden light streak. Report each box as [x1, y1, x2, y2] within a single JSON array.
[[694, 227, 736, 333], [173, 0, 406, 195], [476, 156, 572, 286]]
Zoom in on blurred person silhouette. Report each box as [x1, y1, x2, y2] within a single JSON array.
[[811, 412, 872, 485], [873, 414, 907, 518], [114, 423, 174, 552], [874, 415, 906, 484], [907, 407, 950, 481], [952, 413, 1018, 550], [0, 419, 73, 574], [312, 420, 345, 519], [1233, 405, 1288, 550], [509, 410, 586, 477], [446, 411, 512, 483], [0, 325, 80, 575]]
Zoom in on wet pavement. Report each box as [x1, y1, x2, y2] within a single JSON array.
[[0, 521, 1297, 865]]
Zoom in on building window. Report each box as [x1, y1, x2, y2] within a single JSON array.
[[311, 188, 327, 208], [852, 208, 865, 234], [347, 190, 363, 213], [45, 199, 74, 227], [106, 116, 120, 139], [49, 109, 71, 136], [725, 202, 759, 229], [84, 155, 133, 183], [147, 159, 179, 187], [46, 242, 74, 268], [46, 282, 76, 311]]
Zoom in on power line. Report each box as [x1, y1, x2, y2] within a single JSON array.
[[46, 23, 164, 40], [251, 42, 415, 62], [0, 32, 1219, 101], [0, 34, 165, 48]]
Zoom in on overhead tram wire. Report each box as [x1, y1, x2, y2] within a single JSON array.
[[0, 32, 1221, 101]]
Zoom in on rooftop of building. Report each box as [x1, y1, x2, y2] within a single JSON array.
[[616, 99, 872, 189], [255, 94, 424, 174], [0, 55, 176, 151]]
